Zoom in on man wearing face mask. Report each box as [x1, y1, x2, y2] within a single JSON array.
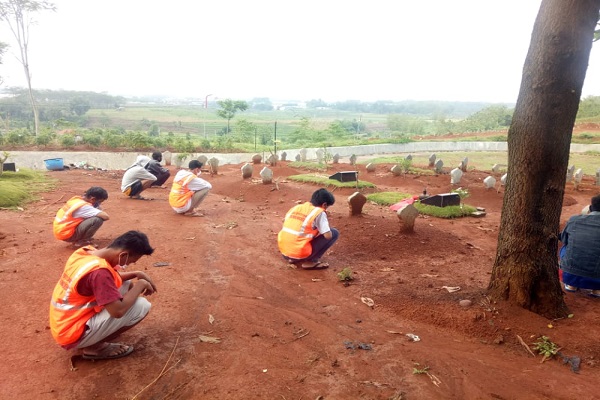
[[49, 231, 156, 360], [169, 159, 212, 217]]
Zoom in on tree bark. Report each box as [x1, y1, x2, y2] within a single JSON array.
[[488, 0, 600, 318]]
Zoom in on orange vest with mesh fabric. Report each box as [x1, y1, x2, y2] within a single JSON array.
[[277, 202, 324, 259], [49, 247, 122, 346], [169, 171, 197, 208], [53, 196, 89, 240]]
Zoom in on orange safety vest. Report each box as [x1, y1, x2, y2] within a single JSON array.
[[169, 171, 197, 208], [49, 247, 122, 346], [53, 196, 89, 240], [277, 202, 324, 259]]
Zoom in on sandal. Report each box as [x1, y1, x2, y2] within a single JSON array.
[[82, 342, 134, 360], [301, 261, 330, 270], [564, 284, 579, 293]]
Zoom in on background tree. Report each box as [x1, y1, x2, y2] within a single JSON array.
[[216, 99, 248, 133], [0, 40, 7, 85], [69, 97, 90, 116], [488, 0, 600, 318], [0, 0, 55, 136]]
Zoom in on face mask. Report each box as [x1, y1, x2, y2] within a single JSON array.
[[116, 252, 129, 271]]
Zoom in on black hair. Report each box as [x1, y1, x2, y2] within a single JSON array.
[[108, 231, 154, 257], [189, 160, 203, 170], [590, 194, 600, 212], [152, 151, 162, 161], [84, 186, 108, 201], [310, 188, 335, 207]]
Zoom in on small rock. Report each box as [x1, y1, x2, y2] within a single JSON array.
[[493, 334, 504, 344], [459, 299, 472, 307]]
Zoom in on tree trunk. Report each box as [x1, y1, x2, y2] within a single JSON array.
[[488, 0, 600, 319]]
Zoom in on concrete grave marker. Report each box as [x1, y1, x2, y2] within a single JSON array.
[[483, 176, 496, 189], [208, 157, 219, 174], [434, 159, 444, 174], [197, 155, 208, 165], [501, 173, 507, 186], [260, 166, 273, 184], [391, 165, 403, 176], [366, 163, 376, 172], [280, 151, 287, 161], [566, 165, 575, 181], [397, 203, 419, 233], [316, 149, 324, 163], [450, 168, 463, 185], [348, 192, 367, 216], [333, 154, 340, 164], [241, 163, 253, 179], [251, 154, 262, 164], [574, 168, 583, 190], [349, 154, 357, 165], [295, 154, 301, 162], [460, 157, 468, 172], [428, 153, 436, 167], [299, 148, 307, 162]]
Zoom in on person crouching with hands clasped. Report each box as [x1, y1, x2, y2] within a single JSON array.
[[49, 231, 156, 360]]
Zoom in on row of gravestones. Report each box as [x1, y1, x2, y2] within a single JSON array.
[[249, 150, 358, 165]]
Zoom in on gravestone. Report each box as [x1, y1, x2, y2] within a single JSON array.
[[405, 154, 412, 161], [397, 203, 419, 233], [492, 164, 500, 173], [260, 167, 273, 184], [483, 175, 496, 189], [316, 149, 324, 163], [295, 154, 301, 162], [390, 165, 403, 176], [241, 163, 253, 179], [428, 153, 436, 167], [460, 157, 468, 172], [163, 151, 172, 166], [267, 154, 278, 166], [434, 159, 444, 174], [2, 162, 16, 172], [501, 173, 507, 186], [574, 168, 583, 190], [207, 157, 219, 174], [299, 148, 307, 162], [333, 154, 340, 164], [197, 155, 208, 165], [251, 154, 262, 164], [366, 163, 376, 172], [420, 193, 460, 207], [329, 171, 358, 182], [450, 168, 463, 185], [566, 165, 575, 181], [349, 154, 357, 165], [596, 168, 600, 186], [280, 151, 287, 161], [348, 192, 367, 216]]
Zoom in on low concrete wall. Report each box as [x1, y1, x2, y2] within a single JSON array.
[[4, 142, 600, 171]]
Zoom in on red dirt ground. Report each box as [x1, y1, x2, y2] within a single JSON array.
[[1, 158, 600, 400]]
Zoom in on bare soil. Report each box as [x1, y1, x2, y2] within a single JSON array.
[[1, 158, 600, 400]]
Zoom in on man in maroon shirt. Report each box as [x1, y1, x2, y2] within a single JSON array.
[[50, 231, 157, 360]]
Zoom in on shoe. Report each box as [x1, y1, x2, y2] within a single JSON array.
[[589, 290, 600, 298], [564, 284, 579, 293]]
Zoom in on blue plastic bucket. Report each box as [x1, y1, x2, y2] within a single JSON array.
[[44, 158, 64, 171]]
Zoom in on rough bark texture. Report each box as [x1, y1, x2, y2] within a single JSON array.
[[488, 0, 600, 318]]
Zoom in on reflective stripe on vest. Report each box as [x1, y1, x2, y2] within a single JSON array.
[[169, 172, 196, 208], [53, 197, 88, 240]]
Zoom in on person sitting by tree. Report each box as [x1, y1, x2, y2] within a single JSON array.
[[277, 188, 340, 270], [146, 151, 171, 187], [559, 193, 600, 297], [168, 160, 212, 217], [121, 155, 157, 200], [53, 186, 110, 247], [49, 230, 156, 360]]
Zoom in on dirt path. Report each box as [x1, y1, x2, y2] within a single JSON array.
[[1, 160, 599, 399]]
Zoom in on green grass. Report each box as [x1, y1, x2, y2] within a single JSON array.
[[0, 169, 57, 208], [287, 174, 376, 188], [366, 191, 476, 218]]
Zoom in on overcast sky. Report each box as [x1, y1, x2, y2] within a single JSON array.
[[0, 0, 598, 103]]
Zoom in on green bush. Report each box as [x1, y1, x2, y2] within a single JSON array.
[[60, 135, 76, 147]]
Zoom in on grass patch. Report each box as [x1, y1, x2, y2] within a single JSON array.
[[0, 169, 56, 208], [367, 191, 476, 218], [287, 174, 376, 188], [288, 161, 330, 172], [366, 192, 413, 206]]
